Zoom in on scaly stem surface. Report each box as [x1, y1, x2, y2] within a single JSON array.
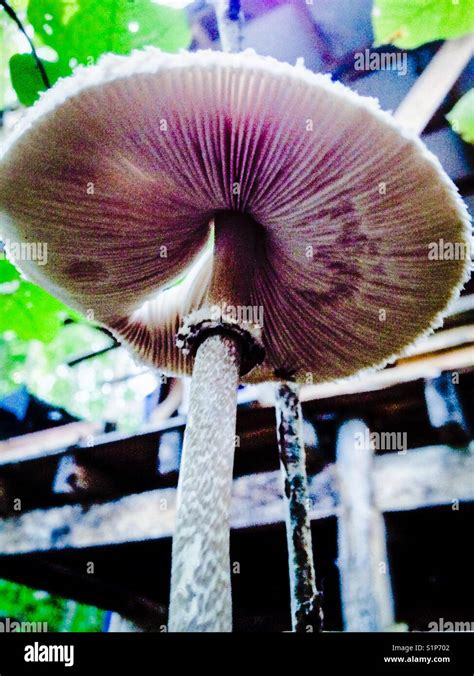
[[169, 212, 257, 632], [169, 333, 241, 631], [275, 381, 322, 632]]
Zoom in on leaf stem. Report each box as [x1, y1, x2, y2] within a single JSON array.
[[0, 0, 51, 91]]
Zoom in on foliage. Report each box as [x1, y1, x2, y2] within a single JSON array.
[[7, 0, 191, 105], [0, 259, 78, 342], [0, 578, 104, 631], [447, 89, 474, 144], [9, 52, 67, 105], [0, 322, 158, 430], [0, 261, 156, 432], [372, 0, 474, 49], [28, 0, 191, 61], [0, 4, 20, 108]]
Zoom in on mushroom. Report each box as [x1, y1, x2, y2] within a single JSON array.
[[0, 48, 470, 632]]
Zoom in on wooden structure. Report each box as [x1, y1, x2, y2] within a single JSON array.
[[0, 295, 473, 630]]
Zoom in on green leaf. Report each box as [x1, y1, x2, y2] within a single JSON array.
[[0, 259, 78, 342], [9, 52, 69, 105], [0, 256, 19, 283], [9, 0, 190, 107], [28, 0, 191, 66], [27, 0, 82, 57], [0, 5, 25, 109], [447, 89, 474, 144], [372, 0, 474, 49]]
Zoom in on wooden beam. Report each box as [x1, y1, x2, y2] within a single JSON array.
[[0, 444, 472, 555], [402, 325, 474, 359], [373, 444, 474, 512], [0, 421, 102, 465], [1, 354, 473, 483], [394, 34, 474, 135], [336, 419, 395, 632], [0, 487, 177, 554], [299, 346, 474, 403], [448, 294, 474, 319], [0, 416, 191, 469]]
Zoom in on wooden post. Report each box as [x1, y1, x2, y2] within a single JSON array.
[[424, 372, 470, 446], [212, 0, 243, 53], [53, 454, 116, 497], [157, 430, 182, 476], [394, 33, 474, 135], [336, 419, 395, 631]]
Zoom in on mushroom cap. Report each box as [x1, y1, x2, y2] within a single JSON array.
[[0, 48, 471, 383]]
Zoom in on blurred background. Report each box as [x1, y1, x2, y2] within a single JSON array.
[[0, 0, 473, 632]]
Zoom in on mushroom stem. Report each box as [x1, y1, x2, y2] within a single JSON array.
[[170, 212, 260, 632], [275, 381, 323, 632], [208, 211, 256, 309], [169, 332, 241, 632]]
